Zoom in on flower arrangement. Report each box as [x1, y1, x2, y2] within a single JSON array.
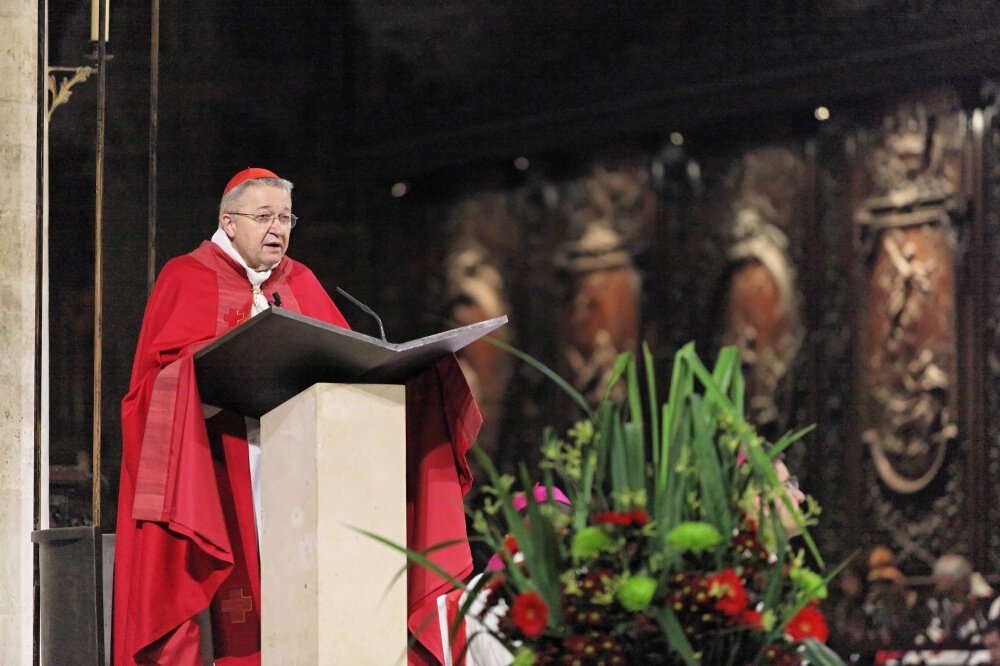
[[454, 342, 845, 665]]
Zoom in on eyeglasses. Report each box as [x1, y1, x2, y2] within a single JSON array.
[[783, 475, 800, 493], [227, 211, 298, 229]]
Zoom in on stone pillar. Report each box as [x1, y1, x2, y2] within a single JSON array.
[[0, 1, 38, 663]]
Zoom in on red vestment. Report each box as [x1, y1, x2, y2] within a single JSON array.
[[114, 241, 479, 665]]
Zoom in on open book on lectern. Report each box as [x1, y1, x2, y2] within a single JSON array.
[[194, 307, 508, 418]]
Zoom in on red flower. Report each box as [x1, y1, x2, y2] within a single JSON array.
[[593, 509, 649, 526], [785, 602, 829, 643], [503, 534, 520, 559], [708, 568, 748, 618], [511, 591, 549, 637], [594, 511, 631, 525], [740, 609, 764, 630], [628, 509, 649, 525]]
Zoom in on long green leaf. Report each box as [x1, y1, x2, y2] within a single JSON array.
[[680, 345, 735, 413], [653, 606, 699, 666], [643, 343, 660, 469], [576, 442, 598, 532], [657, 344, 693, 496], [767, 424, 817, 460], [604, 351, 634, 405], [688, 393, 731, 537], [711, 346, 740, 395], [800, 638, 846, 665], [487, 336, 593, 417], [609, 411, 628, 502], [625, 351, 643, 429], [624, 422, 645, 494], [348, 527, 468, 592]]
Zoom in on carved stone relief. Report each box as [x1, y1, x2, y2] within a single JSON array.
[[860, 225, 957, 493], [852, 88, 968, 568], [557, 226, 641, 404], [718, 197, 803, 438], [555, 165, 651, 404], [712, 149, 807, 441], [855, 90, 963, 496]]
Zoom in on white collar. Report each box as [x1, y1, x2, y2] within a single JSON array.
[[211, 227, 275, 287]]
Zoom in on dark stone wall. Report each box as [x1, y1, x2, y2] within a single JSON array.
[[43, 0, 1000, 582]]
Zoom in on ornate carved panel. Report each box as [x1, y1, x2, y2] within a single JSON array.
[[861, 225, 957, 494], [717, 199, 803, 440], [699, 148, 809, 446], [853, 88, 968, 568], [554, 165, 652, 404]]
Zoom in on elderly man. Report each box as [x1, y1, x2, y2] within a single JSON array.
[[915, 553, 997, 649], [114, 168, 480, 665]]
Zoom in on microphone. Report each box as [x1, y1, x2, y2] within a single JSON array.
[[335, 286, 387, 342], [271, 291, 282, 308]]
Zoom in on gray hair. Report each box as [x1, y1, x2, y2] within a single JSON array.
[[218, 177, 294, 222], [933, 553, 972, 581]]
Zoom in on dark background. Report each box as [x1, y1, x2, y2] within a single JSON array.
[[45, 0, 1000, 596]]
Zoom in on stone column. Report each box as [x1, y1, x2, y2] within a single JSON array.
[[0, 0, 38, 662]]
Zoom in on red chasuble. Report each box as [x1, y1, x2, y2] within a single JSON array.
[[113, 242, 480, 665]]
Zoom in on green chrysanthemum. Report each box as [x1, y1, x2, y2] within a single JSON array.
[[666, 521, 724, 554], [617, 575, 657, 611], [510, 647, 536, 666], [790, 566, 828, 600], [571, 526, 614, 558]]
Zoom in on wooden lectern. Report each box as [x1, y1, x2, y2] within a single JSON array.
[[194, 309, 506, 664]]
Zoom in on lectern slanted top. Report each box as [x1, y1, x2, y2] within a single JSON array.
[[193, 307, 507, 417]]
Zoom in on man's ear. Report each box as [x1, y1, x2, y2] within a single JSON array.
[[220, 214, 237, 239]]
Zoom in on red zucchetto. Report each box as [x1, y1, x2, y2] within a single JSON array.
[[223, 167, 280, 195]]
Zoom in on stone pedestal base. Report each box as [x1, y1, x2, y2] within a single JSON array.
[[261, 383, 407, 664]]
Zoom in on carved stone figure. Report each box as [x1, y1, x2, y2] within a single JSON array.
[[557, 224, 641, 404], [555, 166, 649, 404], [856, 91, 962, 494], [718, 196, 802, 437]]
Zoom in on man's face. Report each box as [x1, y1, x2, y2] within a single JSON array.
[[221, 184, 292, 271]]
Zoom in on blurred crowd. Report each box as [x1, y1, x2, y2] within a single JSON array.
[[827, 547, 1000, 663]]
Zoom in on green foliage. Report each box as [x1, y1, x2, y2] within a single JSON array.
[[383, 341, 845, 664]]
